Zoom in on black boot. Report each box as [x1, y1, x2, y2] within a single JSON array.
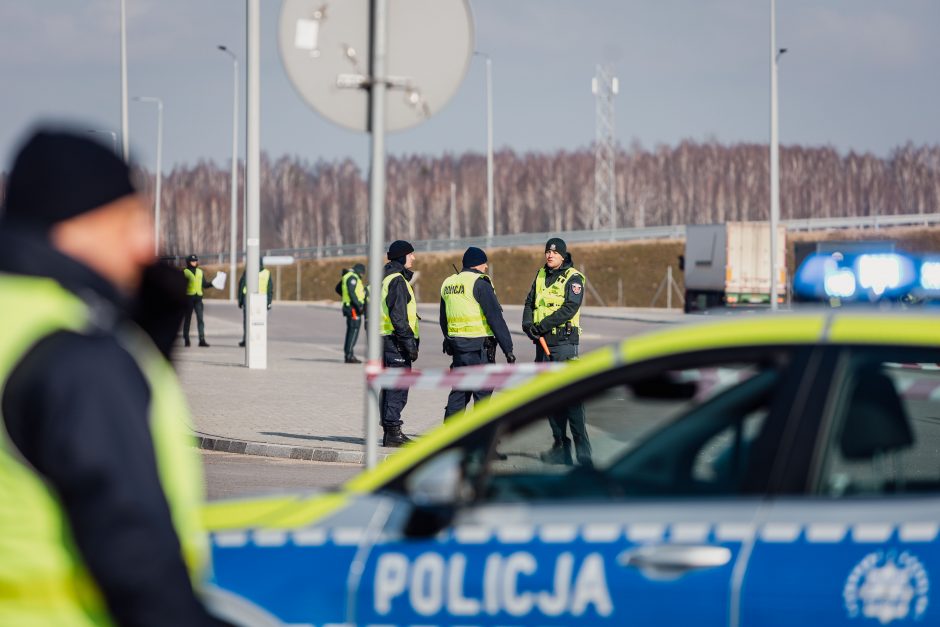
[[382, 425, 413, 447], [183, 337, 191, 347], [198, 338, 210, 347], [345, 355, 361, 364], [539, 437, 573, 465]]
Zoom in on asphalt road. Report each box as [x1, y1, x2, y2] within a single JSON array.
[[202, 451, 361, 500]]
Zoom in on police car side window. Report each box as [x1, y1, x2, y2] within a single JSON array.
[[480, 357, 786, 502], [816, 347, 940, 497]]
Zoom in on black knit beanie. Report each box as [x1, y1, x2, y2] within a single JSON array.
[[462, 246, 487, 268], [1, 129, 135, 230], [387, 240, 415, 263]]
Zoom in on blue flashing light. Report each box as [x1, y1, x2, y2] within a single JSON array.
[[856, 254, 903, 296], [824, 269, 856, 299], [920, 261, 940, 291]]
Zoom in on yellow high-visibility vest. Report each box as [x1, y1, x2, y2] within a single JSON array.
[[533, 266, 584, 335], [0, 274, 208, 626], [183, 267, 203, 296], [441, 271, 494, 338], [242, 268, 271, 296], [341, 271, 366, 308], [380, 273, 419, 338]]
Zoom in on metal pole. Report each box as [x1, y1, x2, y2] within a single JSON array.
[[120, 0, 129, 161], [450, 182, 456, 240], [365, 0, 388, 469], [130, 96, 162, 254], [219, 46, 239, 302], [485, 56, 494, 243], [769, 0, 780, 311], [246, 0, 265, 368]]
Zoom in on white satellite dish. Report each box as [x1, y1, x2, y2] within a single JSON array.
[[278, 0, 474, 133]]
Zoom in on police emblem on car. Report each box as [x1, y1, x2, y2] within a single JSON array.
[[843, 551, 929, 624]]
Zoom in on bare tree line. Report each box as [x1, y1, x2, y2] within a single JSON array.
[[2, 141, 939, 255]]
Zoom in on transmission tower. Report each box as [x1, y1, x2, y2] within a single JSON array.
[[592, 64, 618, 233]]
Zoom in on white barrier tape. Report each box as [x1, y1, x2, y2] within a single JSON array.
[[366, 362, 562, 391]]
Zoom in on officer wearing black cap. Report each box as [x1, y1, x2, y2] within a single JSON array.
[[182, 254, 215, 347], [522, 237, 593, 467], [341, 262, 367, 363], [440, 246, 515, 419], [0, 128, 222, 625], [379, 240, 418, 446]]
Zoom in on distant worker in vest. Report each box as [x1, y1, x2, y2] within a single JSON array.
[[237, 260, 274, 347], [440, 246, 515, 419], [0, 128, 222, 624], [379, 240, 419, 447], [182, 254, 216, 347], [341, 263, 367, 363], [522, 237, 593, 467]]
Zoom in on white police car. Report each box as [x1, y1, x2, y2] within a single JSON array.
[[205, 311, 940, 626]]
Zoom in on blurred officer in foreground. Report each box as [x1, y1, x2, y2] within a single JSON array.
[[522, 237, 593, 467], [237, 260, 273, 347], [379, 240, 418, 447], [440, 246, 514, 419], [182, 254, 215, 347], [340, 262, 366, 363], [0, 129, 223, 625]]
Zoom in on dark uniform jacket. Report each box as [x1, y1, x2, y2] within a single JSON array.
[[237, 268, 274, 309], [184, 265, 213, 296], [439, 268, 513, 356], [344, 272, 365, 315], [0, 226, 222, 626], [383, 261, 418, 354], [521, 254, 585, 346]]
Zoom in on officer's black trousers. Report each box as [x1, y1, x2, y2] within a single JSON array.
[[343, 314, 362, 359], [183, 296, 205, 341], [535, 342, 592, 464], [444, 348, 491, 419], [380, 335, 411, 428]]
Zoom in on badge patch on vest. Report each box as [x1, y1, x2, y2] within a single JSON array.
[[571, 283, 582, 295]]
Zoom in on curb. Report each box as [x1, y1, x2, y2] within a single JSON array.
[[195, 434, 393, 465]]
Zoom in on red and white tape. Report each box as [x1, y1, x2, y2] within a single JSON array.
[[365, 362, 561, 391]]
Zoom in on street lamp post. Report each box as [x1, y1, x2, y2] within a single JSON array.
[[769, 0, 787, 310], [87, 129, 118, 153], [133, 96, 163, 255], [218, 45, 239, 302], [473, 51, 494, 244], [119, 0, 129, 161]]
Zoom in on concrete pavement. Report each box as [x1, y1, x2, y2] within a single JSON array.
[[179, 300, 684, 465]]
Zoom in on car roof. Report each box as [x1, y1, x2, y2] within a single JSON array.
[[203, 310, 940, 531]]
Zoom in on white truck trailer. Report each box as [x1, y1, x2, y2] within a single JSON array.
[[682, 222, 787, 312]]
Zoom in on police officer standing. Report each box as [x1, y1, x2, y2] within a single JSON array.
[[522, 237, 593, 467], [379, 240, 418, 447], [341, 262, 367, 363], [182, 254, 214, 347], [440, 247, 515, 419], [0, 129, 223, 624], [237, 260, 273, 347]]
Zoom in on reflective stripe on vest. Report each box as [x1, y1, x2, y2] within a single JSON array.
[[380, 273, 419, 338], [183, 267, 203, 296], [533, 266, 584, 334], [241, 268, 271, 295], [341, 271, 365, 307], [0, 274, 209, 625], [441, 272, 493, 338]]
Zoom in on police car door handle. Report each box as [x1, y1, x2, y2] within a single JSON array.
[[617, 545, 732, 577]]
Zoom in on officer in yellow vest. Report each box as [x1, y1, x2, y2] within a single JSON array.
[[522, 237, 593, 467], [237, 260, 273, 347], [379, 240, 418, 447], [440, 246, 515, 419], [0, 129, 221, 625], [341, 262, 367, 363], [182, 254, 215, 347]]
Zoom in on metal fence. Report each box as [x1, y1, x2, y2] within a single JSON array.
[[177, 212, 940, 264]]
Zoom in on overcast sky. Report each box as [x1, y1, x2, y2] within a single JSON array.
[[2, 0, 938, 174]]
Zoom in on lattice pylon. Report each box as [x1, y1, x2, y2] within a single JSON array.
[[592, 64, 618, 232]]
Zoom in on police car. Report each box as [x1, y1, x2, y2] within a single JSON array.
[[204, 311, 940, 626]]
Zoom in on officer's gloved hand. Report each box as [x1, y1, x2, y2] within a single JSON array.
[[522, 323, 537, 341], [442, 338, 455, 356], [531, 324, 547, 337], [403, 338, 419, 362], [505, 353, 516, 364]]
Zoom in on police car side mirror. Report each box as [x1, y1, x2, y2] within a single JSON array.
[[403, 449, 465, 538]]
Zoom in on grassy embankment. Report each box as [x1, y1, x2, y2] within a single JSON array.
[[206, 225, 940, 308]]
